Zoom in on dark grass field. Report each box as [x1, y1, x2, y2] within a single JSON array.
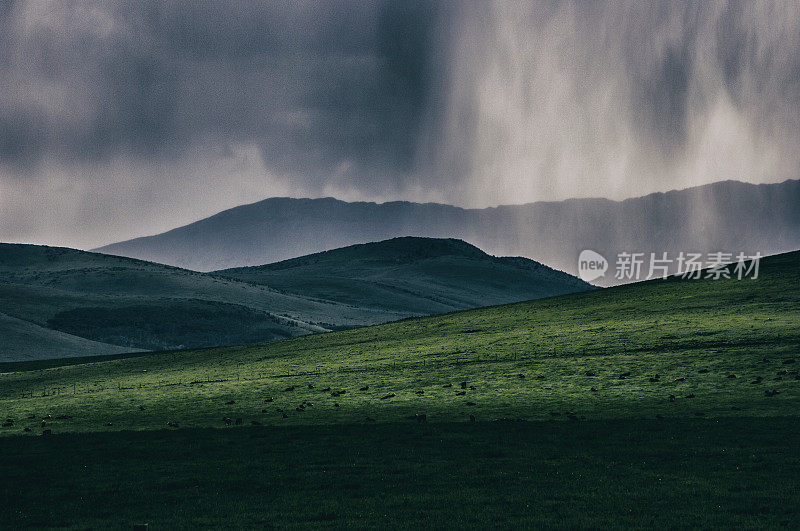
[[1, 250, 798, 528], [2, 418, 799, 529]]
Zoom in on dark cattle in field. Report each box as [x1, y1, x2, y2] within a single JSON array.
[[282, 413, 288, 418], [669, 395, 676, 402], [24, 427, 31, 432], [590, 387, 598, 392], [518, 374, 525, 379], [455, 391, 466, 396], [138, 405, 146, 411], [225, 400, 235, 405], [264, 397, 274, 403], [460, 382, 467, 389], [466, 401, 476, 406], [585, 371, 596, 377], [752, 376, 763, 384], [359, 386, 369, 391], [727, 374, 736, 379], [223, 417, 232, 425], [320, 387, 331, 392], [469, 386, 476, 390], [284, 386, 295, 392], [167, 421, 179, 428], [334, 403, 339, 407], [308, 384, 315, 389], [442, 384, 452, 388], [619, 372, 631, 380], [415, 390, 424, 395], [535, 375, 546, 380], [698, 369, 709, 374], [380, 393, 396, 400]]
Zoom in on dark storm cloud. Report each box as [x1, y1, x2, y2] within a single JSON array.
[[0, 0, 440, 186], [1, 0, 800, 248]]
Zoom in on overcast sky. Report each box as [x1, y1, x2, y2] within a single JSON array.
[[1, 0, 799, 249]]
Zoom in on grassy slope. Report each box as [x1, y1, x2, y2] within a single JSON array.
[[1, 250, 798, 528], [0, 312, 138, 362], [216, 237, 591, 313]]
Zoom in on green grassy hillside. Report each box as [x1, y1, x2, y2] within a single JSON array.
[[217, 237, 590, 313], [1, 250, 798, 528], [1, 250, 797, 431]]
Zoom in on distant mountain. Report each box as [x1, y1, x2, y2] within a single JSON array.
[[0, 238, 589, 361], [215, 237, 591, 314], [93, 179, 800, 283]]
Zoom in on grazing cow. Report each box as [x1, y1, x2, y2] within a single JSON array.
[[284, 386, 295, 392], [359, 386, 369, 391], [282, 413, 288, 418], [415, 390, 424, 395], [460, 382, 467, 389], [308, 384, 315, 389], [619, 372, 631, 380], [466, 401, 476, 406], [138, 405, 146, 411], [752, 376, 764, 384], [591, 387, 598, 392], [442, 384, 452, 388], [727, 374, 737, 379], [235, 418, 243, 425], [320, 387, 331, 392], [223, 417, 232, 425], [264, 397, 274, 403], [167, 422, 179, 428], [380, 393, 396, 400], [518, 374, 525, 379], [698, 369, 709, 374], [669, 395, 676, 402], [585, 371, 596, 377], [455, 391, 466, 396], [276, 408, 283, 413], [296, 406, 305, 412], [261, 409, 268, 413], [334, 403, 339, 407], [674, 377, 685, 382], [225, 400, 235, 405], [469, 414, 476, 422]]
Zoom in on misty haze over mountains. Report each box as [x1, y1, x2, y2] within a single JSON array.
[[95, 179, 800, 282]]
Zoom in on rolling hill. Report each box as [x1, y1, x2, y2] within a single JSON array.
[[0, 238, 589, 361], [1, 249, 797, 528], [215, 237, 590, 314], [93, 179, 800, 281]]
